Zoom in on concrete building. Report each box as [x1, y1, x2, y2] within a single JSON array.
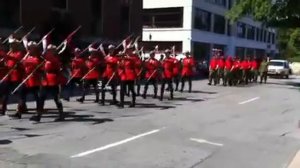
[[0, 0, 142, 40], [142, 0, 278, 61]]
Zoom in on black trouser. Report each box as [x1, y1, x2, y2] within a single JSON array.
[[0, 81, 9, 114], [19, 86, 40, 114], [160, 78, 173, 100], [101, 77, 117, 105], [65, 78, 82, 99], [143, 78, 158, 98], [81, 79, 99, 102], [173, 74, 180, 91], [1, 81, 22, 115], [38, 86, 63, 117], [135, 78, 141, 96], [181, 76, 192, 92], [120, 80, 136, 106]]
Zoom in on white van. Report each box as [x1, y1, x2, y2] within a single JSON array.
[[267, 60, 291, 78]]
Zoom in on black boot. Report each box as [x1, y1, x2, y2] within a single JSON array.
[[10, 112, 22, 119], [76, 98, 84, 103], [54, 104, 65, 122], [30, 115, 41, 122]]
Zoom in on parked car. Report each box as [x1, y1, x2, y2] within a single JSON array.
[[267, 59, 291, 78]]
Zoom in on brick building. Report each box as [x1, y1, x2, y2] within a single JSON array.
[[0, 0, 142, 41]]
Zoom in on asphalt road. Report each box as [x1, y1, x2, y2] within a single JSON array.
[[1, 77, 300, 168]]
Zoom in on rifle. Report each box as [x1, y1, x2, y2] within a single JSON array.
[[21, 27, 36, 41], [11, 60, 45, 95], [57, 26, 82, 49], [2, 26, 24, 44], [37, 28, 55, 46], [80, 66, 97, 81], [146, 69, 157, 82]]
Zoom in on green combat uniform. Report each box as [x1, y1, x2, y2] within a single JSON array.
[[259, 60, 268, 84]]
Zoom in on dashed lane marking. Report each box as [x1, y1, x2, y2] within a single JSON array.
[[190, 138, 224, 147], [238, 97, 260, 105]]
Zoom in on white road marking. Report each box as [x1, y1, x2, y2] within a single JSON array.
[[190, 138, 224, 147], [238, 97, 260, 105], [71, 129, 161, 158]]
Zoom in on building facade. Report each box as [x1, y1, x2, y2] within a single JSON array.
[[142, 0, 278, 61], [0, 0, 142, 40]]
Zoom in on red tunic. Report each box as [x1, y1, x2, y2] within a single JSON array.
[[118, 56, 136, 81], [172, 57, 180, 76], [181, 57, 195, 77], [210, 58, 218, 70], [0, 50, 8, 81], [251, 60, 258, 70], [145, 58, 160, 79], [6, 51, 24, 82], [232, 60, 241, 71], [85, 55, 101, 80], [42, 53, 62, 86], [241, 60, 251, 70], [23, 55, 42, 87], [71, 57, 86, 78], [103, 55, 119, 78], [225, 58, 233, 70], [162, 57, 174, 79], [132, 54, 142, 76], [218, 59, 225, 69]]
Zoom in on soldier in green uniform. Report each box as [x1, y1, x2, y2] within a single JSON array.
[[259, 56, 269, 84]]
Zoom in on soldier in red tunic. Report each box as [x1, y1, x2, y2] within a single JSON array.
[[180, 51, 195, 92], [65, 48, 86, 101], [3, 39, 25, 116], [77, 47, 101, 103], [14, 42, 42, 119], [160, 49, 174, 101], [101, 45, 119, 106], [31, 44, 64, 122], [118, 51, 137, 108], [142, 51, 160, 99], [172, 54, 181, 91], [131, 49, 143, 96]]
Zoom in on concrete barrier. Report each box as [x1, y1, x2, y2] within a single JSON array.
[[290, 62, 300, 75]]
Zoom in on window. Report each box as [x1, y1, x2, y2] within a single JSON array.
[[213, 14, 225, 34], [143, 8, 183, 28], [194, 8, 211, 31], [52, 0, 67, 10], [237, 22, 246, 38], [206, 0, 227, 7], [236, 47, 246, 58], [263, 30, 267, 42], [246, 25, 255, 40], [193, 42, 211, 61], [227, 21, 231, 36], [272, 33, 276, 44], [256, 28, 260, 41]]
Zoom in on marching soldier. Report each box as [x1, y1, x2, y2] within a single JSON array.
[[31, 44, 65, 122], [118, 50, 137, 108], [218, 56, 225, 85], [160, 49, 174, 101], [3, 39, 25, 116], [132, 49, 143, 96], [65, 48, 86, 101], [172, 54, 181, 91], [232, 57, 242, 85], [101, 45, 119, 106], [180, 51, 195, 92], [208, 55, 218, 85], [259, 56, 269, 84], [241, 56, 251, 85], [251, 56, 259, 83], [224, 56, 233, 86], [14, 42, 42, 119], [77, 46, 101, 103], [142, 51, 160, 99]]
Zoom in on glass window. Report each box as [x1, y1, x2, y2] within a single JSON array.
[[227, 21, 231, 36], [256, 28, 260, 41], [263, 30, 267, 42], [213, 14, 225, 34], [246, 25, 255, 40], [193, 42, 211, 61], [206, 0, 227, 7], [194, 8, 211, 31], [272, 33, 276, 44], [237, 22, 246, 38], [143, 7, 183, 28]]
